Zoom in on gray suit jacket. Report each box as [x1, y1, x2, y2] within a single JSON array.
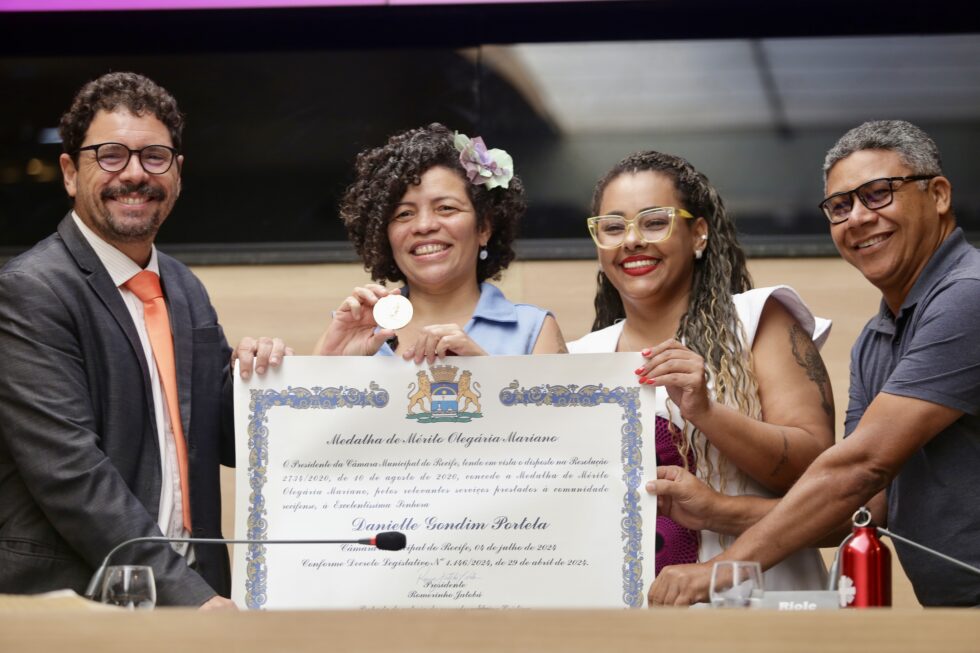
[[0, 215, 234, 606]]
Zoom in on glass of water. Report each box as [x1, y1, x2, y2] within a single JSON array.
[[101, 565, 156, 610], [709, 561, 763, 608]]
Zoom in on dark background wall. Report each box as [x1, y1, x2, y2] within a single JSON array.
[[1, 1, 978, 263]]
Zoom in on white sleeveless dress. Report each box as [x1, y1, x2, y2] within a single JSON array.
[[568, 285, 830, 591]]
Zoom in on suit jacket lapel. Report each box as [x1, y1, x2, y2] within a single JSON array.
[[159, 257, 193, 443], [57, 215, 153, 387]]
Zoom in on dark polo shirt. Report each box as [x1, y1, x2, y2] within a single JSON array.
[[844, 227, 980, 606]]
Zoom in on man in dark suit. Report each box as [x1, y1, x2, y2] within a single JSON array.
[[0, 72, 282, 607]]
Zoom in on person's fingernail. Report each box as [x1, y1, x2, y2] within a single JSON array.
[[641, 348, 652, 356], [645, 481, 656, 493], [634, 367, 645, 375], [645, 378, 656, 385], [257, 366, 266, 374], [242, 371, 251, 380], [639, 376, 649, 383], [270, 356, 280, 365]]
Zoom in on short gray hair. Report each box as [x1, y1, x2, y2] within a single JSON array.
[[823, 120, 943, 182]]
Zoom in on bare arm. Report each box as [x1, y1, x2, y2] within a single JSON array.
[[646, 465, 774, 536], [649, 464, 887, 545], [644, 300, 834, 492], [531, 315, 568, 354], [648, 393, 960, 606], [725, 393, 955, 566]]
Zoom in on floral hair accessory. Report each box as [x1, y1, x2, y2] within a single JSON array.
[[453, 132, 514, 190]]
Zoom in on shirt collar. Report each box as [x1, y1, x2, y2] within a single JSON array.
[[400, 282, 518, 325], [899, 227, 970, 314], [470, 282, 518, 324], [868, 227, 970, 334], [71, 211, 159, 287], [867, 305, 896, 336]]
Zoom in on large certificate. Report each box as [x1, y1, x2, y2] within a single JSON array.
[[232, 354, 657, 609]]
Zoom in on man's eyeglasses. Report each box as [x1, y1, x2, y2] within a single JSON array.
[[819, 175, 935, 225], [75, 142, 178, 175], [587, 207, 695, 249]]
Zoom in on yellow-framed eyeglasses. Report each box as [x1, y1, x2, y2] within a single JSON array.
[[586, 206, 695, 249]]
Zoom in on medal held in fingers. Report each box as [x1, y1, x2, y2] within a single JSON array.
[[373, 294, 413, 330]]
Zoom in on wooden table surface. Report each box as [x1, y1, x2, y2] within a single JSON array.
[[2, 608, 978, 653]]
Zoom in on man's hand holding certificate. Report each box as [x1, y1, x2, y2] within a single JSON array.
[[232, 354, 656, 609]]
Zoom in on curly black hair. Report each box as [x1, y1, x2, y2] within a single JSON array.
[[340, 123, 526, 284], [59, 72, 184, 161]]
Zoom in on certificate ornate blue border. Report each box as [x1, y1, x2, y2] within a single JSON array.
[[243, 380, 643, 609], [244, 384, 389, 609], [499, 381, 644, 608]]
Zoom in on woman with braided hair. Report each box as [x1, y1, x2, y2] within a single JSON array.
[[315, 123, 566, 359], [568, 151, 833, 594]]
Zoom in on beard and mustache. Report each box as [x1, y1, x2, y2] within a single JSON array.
[[95, 182, 170, 242]]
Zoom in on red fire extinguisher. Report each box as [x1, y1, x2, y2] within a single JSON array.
[[839, 507, 891, 607]]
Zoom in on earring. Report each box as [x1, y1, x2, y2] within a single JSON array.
[[695, 249, 704, 260], [479, 247, 489, 261]]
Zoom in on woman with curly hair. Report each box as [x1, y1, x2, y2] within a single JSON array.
[[314, 124, 565, 359], [568, 151, 834, 594]]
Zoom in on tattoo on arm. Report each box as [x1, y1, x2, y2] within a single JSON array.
[[789, 324, 834, 418], [770, 431, 790, 478]]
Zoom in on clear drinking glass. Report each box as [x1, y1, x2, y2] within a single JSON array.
[[101, 565, 157, 610], [709, 561, 763, 608]]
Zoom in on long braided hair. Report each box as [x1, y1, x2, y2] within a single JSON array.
[[590, 151, 758, 487]]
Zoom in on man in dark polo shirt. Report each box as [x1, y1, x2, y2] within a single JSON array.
[[646, 120, 980, 607]]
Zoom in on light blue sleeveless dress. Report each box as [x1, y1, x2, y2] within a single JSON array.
[[375, 282, 549, 356]]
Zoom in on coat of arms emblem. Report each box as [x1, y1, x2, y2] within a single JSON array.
[[406, 364, 482, 423]]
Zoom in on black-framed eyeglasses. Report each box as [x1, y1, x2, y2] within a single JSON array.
[[74, 142, 178, 174], [818, 175, 935, 225]]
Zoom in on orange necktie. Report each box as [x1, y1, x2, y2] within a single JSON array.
[[124, 270, 192, 532]]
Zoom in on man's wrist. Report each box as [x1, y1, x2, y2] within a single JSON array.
[[703, 490, 731, 534], [710, 492, 766, 536]]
